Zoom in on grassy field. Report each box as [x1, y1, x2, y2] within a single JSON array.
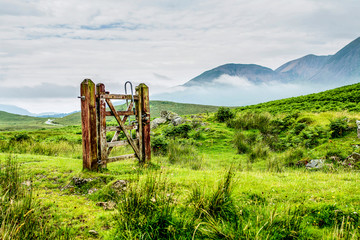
[[1, 84, 360, 239]]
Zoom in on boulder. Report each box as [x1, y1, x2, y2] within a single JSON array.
[[306, 159, 324, 169], [151, 110, 185, 128], [171, 116, 184, 126], [150, 117, 167, 129], [112, 180, 128, 193]]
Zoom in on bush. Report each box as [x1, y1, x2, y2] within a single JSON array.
[[329, 118, 348, 138], [215, 107, 234, 122], [227, 112, 272, 134], [151, 135, 168, 155], [164, 123, 192, 139], [233, 132, 250, 154], [299, 126, 329, 148]]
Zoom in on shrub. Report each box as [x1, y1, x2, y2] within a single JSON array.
[[227, 112, 272, 134], [281, 148, 305, 167], [299, 126, 329, 148], [151, 135, 168, 155], [10, 133, 31, 142], [329, 118, 348, 138], [233, 132, 250, 154], [164, 123, 192, 138], [215, 107, 234, 122]]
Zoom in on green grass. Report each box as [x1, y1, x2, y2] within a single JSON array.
[[0, 111, 55, 131], [2, 83, 360, 238], [236, 82, 360, 114]]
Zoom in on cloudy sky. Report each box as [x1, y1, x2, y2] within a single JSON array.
[[0, 0, 359, 113]]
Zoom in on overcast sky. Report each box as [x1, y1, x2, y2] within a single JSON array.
[[0, 0, 359, 113]]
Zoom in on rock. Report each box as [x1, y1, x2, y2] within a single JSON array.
[[96, 201, 116, 210], [22, 180, 31, 187], [306, 159, 324, 169], [112, 180, 128, 193], [151, 110, 185, 128], [357, 120, 360, 139], [88, 230, 98, 236], [171, 116, 184, 126], [88, 188, 99, 194], [72, 177, 94, 187], [150, 117, 167, 129]]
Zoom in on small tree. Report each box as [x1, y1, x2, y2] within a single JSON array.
[[215, 107, 234, 122]]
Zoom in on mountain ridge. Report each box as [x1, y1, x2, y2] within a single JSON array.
[[182, 37, 360, 87]]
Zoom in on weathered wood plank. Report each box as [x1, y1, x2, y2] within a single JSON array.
[[107, 154, 136, 163], [138, 84, 151, 163], [80, 79, 98, 170], [106, 125, 137, 132], [136, 87, 143, 162], [99, 94, 139, 100], [107, 139, 139, 148], [106, 99, 141, 159], [96, 83, 107, 168], [105, 110, 135, 116]]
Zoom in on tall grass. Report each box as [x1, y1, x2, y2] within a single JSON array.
[[167, 140, 203, 170], [0, 155, 74, 239]]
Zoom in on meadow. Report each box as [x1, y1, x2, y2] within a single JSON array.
[[1, 84, 360, 239]]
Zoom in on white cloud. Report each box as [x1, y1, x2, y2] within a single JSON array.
[[0, 0, 359, 113], [213, 75, 254, 88]]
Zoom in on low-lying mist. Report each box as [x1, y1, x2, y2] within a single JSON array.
[[152, 75, 344, 107]]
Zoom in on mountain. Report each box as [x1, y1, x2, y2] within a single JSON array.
[[310, 37, 360, 84], [184, 64, 282, 86], [0, 104, 32, 115], [275, 54, 332, 82], [0, 104, 75, 118], [182, 37, 360, 87]]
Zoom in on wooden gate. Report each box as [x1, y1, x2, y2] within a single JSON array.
[[80, 79, 151, 171]]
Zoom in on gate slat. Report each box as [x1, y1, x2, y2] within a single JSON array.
[[106, 125, 137, 131], [105, 99, 141, 159], [107, 139, 139, 148], [100, 94, 139, 100], [107, 154, 136, 163], [105, 110, 135, 116]]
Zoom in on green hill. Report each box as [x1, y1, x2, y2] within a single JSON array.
[[0, 111, 50, 131], [56, 100, 221, 126], [235, 82, 360, 114]]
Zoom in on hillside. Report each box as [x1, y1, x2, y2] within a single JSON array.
[[235, 82, 360, 113], [0, 111, 50, 131], [56, 100, 221, 126]]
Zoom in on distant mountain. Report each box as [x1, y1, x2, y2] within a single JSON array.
[[182, 37, 360, 87], [184, 64, 282, 86], [310, 37, 360, 84], [0, 104, 32, 116], [0, 104, 75, 118], [275, 54, 332, 82]]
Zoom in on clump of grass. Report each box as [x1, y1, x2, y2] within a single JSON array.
[[0, 155, 74, 239], [167, 140, 203, 170], [113, 172, 185, 239]]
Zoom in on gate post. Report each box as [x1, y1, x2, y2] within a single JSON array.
[[136, 83, 151, 163], [96, 83, 107, 168], [80, 79, 98, 170]]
